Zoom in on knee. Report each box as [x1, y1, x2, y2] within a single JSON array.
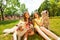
[[29, 31, 34, 36], [32, 31, 34, 35]]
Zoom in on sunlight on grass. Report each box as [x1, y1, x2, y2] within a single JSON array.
[[50, 18, 60, 36], [0, 20, 19, 34], [0, 18, 60, 40]]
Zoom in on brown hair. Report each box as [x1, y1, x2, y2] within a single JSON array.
[[23, 11, 31, 23], [33, 12, 40, 19]]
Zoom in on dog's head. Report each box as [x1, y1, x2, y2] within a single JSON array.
[[17, 20, 26, 31]]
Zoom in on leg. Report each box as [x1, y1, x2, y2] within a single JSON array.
[[13, 31, 17, 40], [18, 35, 21, 40], [23, 29, 34, 40], [28, 29, 34, 36], [34, 26, 50, 40], [17, 32, 21, 40], [17, 28, 28, 40], [23, 32, 28, 40], [40, 27, 59, 40]]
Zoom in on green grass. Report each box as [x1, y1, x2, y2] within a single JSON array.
[[0, 20, 19, 40], [0, 20, 19, 34], [50, 18, 60, 36], [0, 18, 60, 40]]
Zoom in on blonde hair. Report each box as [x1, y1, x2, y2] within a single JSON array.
[[41, 10, 49, 29]]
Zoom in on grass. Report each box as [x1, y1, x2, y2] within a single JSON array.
[[0, 17, 60, 40], [50, 18, 60, 36], [0, 20, 19, 40], [0, 20, 19, 34]]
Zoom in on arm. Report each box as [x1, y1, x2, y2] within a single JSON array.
[[36, 21, 43, 26]]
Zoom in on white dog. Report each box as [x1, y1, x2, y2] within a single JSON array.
[[3, 20, 26, 36], [3, 20, 33, 40]]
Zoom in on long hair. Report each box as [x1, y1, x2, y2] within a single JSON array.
[[33, 12, 40, 19], [23, 11, 31, 23]]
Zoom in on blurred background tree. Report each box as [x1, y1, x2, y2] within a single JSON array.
[[38, 0, 60, 17], [0, 0, 27, 21]]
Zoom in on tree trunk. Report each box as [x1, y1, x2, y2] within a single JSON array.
[[1, 8, 4, 21]]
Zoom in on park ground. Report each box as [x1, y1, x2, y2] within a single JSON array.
[[0, 17, 60, 40]]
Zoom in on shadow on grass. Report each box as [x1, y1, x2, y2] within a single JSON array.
[[0, 33, 43, 40], [28, 33, 43, 40]]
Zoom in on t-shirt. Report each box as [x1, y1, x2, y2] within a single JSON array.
[[33, 17, 42, 27]]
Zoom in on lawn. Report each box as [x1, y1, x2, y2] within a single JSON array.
[[0, 18, 60, 40]]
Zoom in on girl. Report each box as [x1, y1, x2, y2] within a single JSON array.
[[13, 11, 34, 40], [32, 11, 60, 40], [23, 11, 34, 40]]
